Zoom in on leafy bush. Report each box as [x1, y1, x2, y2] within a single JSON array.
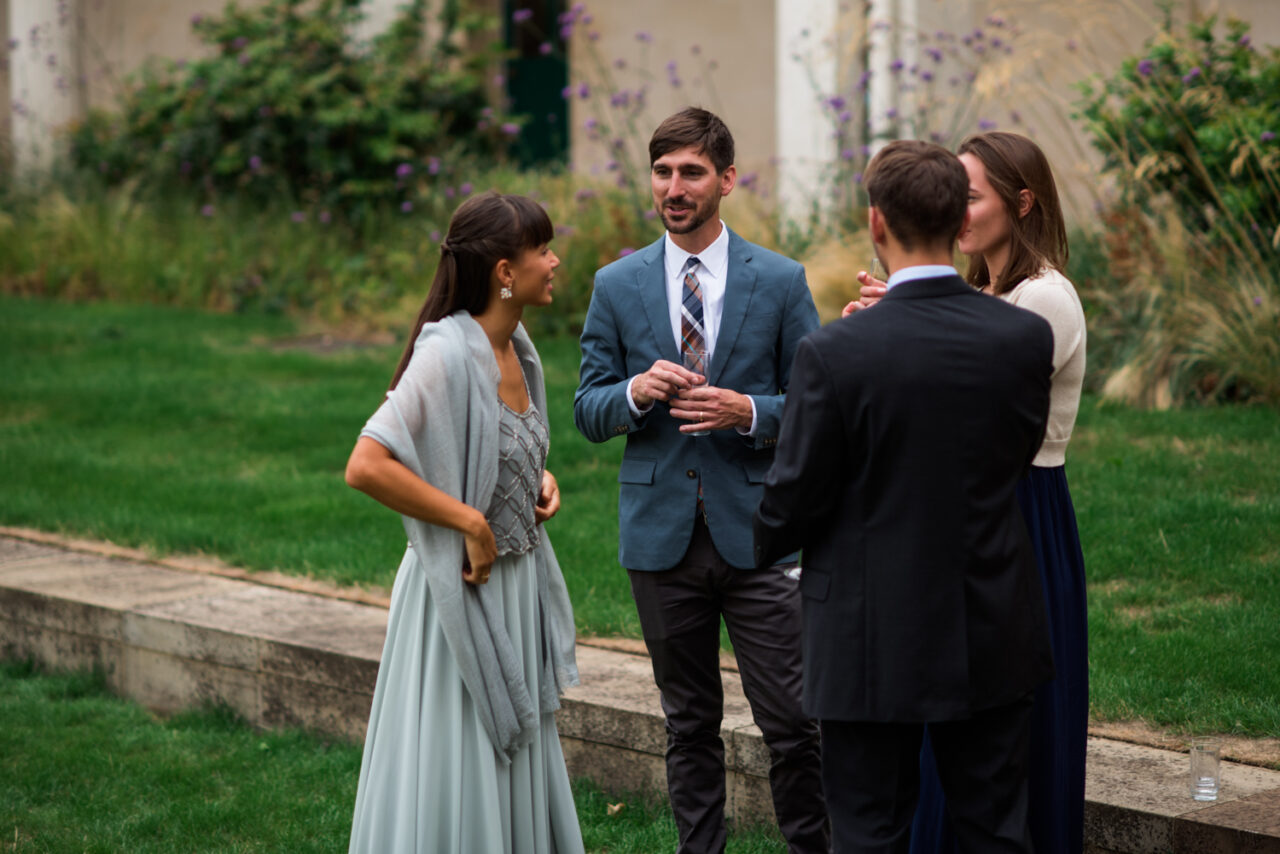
[[69, 0, 516, 217], [1076, 12, 1280, 264], [1073, 12, 1280, 406]]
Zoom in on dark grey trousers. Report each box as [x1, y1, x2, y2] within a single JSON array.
[[628, 517, 828, 854], [819, 694, 1036, 854]]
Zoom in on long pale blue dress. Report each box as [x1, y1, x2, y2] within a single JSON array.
[[348, 388, 584, 854]]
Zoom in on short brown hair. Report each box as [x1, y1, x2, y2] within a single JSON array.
[[957, 132, 1069, 295], [649, 107, 735, 173], [864, 140, 968, 251]]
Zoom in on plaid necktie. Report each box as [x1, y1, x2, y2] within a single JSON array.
[[680, 256, 708, 519], [680, 256, 706, 373]]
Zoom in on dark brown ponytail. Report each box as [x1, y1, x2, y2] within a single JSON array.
[[388, 192, 554, 391]]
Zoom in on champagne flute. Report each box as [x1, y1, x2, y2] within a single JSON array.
[[681, 349, 710, 436]]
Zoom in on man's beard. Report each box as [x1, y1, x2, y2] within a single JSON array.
[[659, 197, 715, 235]]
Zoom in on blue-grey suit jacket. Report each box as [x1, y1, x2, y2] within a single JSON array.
[[573, 229, 819, 570]]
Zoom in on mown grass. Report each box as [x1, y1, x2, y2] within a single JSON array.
[[0, 294, 638, 639], [2, 295, 1279, 735], [0, 660, 786, 853]]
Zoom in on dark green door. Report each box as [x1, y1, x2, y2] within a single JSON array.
[[505, 0, 569, 166]]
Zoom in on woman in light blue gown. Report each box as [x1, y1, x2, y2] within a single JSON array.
[[344, 192, 584, 854]]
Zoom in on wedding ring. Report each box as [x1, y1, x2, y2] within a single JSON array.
[[700, 411, 704, 421]]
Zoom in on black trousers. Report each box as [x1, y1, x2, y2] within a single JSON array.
[[819, 694, 1036, 854], [628, 517, 828, 854]]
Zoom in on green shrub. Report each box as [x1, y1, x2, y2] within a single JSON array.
[[1076, 12, 1279, 263], [1073, 11, 1280, 405], [69, 0, 515, 217]]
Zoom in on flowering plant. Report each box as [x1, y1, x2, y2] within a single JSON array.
[[68, 0, 515, 216]]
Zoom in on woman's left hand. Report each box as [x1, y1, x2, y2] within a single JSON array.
[[535, 469, 561, 523]]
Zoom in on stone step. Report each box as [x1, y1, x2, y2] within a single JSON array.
[[2, 534, 1278, 852]]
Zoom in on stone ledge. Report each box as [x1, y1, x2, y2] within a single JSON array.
[[3, 534, 1279, 851]]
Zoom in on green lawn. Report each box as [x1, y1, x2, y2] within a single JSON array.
[[2, 295, 1279, 736], [0, 660, 786, 853]]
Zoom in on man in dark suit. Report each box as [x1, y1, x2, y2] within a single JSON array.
[[754, 140, 1055, 853], [574, 107, 827, 854]]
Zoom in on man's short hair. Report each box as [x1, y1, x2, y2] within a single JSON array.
[[649, 107, 735, 173], [864, 140, 969, 251]]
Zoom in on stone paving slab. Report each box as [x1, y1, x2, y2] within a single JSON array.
[[3, 533, 1280, 851]]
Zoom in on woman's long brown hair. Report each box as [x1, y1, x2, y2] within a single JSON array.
[[958, 132, 1069, 295], [388, 192, 554, 391]]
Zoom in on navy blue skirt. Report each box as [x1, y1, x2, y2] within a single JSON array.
[[909, 465, 1089, 854]]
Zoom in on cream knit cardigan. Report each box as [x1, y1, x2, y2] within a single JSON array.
[[999, 268, 1086, 467]]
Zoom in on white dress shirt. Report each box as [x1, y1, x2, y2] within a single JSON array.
[[885, 264, 959, 289], [626, 223, 757, 434]]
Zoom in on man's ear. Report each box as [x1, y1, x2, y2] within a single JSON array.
[[1017, 189, 1035, 218], [869, 206, 886, 244], [719, 164, 737, 198]]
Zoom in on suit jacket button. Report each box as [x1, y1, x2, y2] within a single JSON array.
[[686, 469, 697, 479]]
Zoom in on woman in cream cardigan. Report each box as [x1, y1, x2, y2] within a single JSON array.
[[344, 192, 583, 854], [850, 132, 1088, 853]]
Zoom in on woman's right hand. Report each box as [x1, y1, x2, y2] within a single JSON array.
[[841, 270, 889, 318], [461, 510, 498, 585]]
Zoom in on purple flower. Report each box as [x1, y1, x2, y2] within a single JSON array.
[[636, 31, 652, 43], [459, 182, 473, 196], [561, 85, 573, 100], [610, 91, 630, 108], [856, 70, 871, 91], [739, 172, 759, 190], [839, 110, 852, 123], [8, 38, 19, 50], [291, 211, 306, 223], [853, 172, 863, 184], [1254, 296, 1263, 306], [249, 155, 262, 171], [890, 59, 904, 73], [319, 210, 331, 224], [1137, 58, 1154, 76], [972, 28, 984, 40], [886, 108, 899, 120], [1066, 39, 1078, 52], [614, 57, 627, 69], [666, 60, 677, 72], [493, 73, 505, 87], [238, 51, 250, 65], [445, 186, 456, 199], [578, 82, 590, 99], [512, 8, 534, 23], [979, 119, 997, 130], [429, 230, 442, 242], [584, 117, 599, 131], [190, 14, 203, 26], [841, 149, 855, 160], [539, 42, 552, 55], [232, 36, 248, 50], [200, 204, 215, 217], [926, 47, 943, 63], [396, 162, 413, 179], [921, 70, 934, 82], [589, 31, 600, 41], [618, 248, 636, 257], [606, 160, 619, 171], [643, 209, 658, 221], [691, 44, 701, 55], [1261, 131, 1276, 142], [400, 201, 413, 213], [501, 122, 520, 136], [825, 95, 847, 110], [1182, 66, 1201, 84], [560, 24, 574, 40], [427, 157, 441, 175], [1239, 35, 1252, 48], [555, 224, 576, 236], [575, 188, 597, 202], [1009, 111, 1022, 124]]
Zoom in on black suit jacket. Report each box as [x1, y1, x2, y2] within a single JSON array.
[[753, 274, 1055, 723]]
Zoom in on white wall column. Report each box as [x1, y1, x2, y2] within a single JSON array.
[[9, 0, 83, 174], [775, 0, 839, 224]]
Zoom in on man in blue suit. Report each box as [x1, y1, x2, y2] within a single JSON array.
[[574, 108, 827, 854]]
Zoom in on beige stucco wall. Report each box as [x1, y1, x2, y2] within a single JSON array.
[[564, 0, 777, 191]]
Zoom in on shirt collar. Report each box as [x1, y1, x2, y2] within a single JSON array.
[[664, 222, 730, 282], [886, 264, 959, 290]]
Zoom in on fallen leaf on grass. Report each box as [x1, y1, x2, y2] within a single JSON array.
[[606, 802, 625, 816]]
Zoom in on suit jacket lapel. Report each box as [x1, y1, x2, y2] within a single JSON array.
[[708, 229, 756, 387], [636, 238, 681, 364]]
